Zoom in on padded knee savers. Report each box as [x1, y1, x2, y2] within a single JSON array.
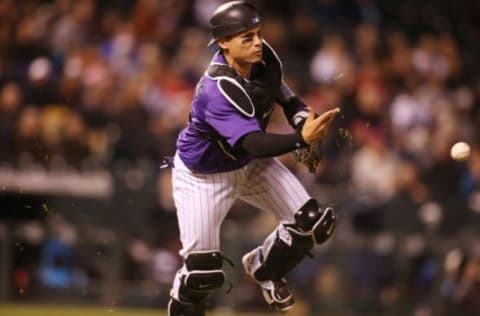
[[172, 251, 225, 304]]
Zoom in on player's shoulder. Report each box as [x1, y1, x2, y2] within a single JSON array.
[[199, 72, 224, 101], [204, 69, 255, 118]]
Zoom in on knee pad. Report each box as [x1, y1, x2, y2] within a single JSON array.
[[171, 251, 225, 304], [292, 198, 336, 245]]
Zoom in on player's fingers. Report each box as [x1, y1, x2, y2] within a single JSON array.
[[323, 114, 337, 128], [302, 107, 340, 144], [313, 108, 339, 125], [321, 107, 340, 122], [312, 110, 340, 136], [311, 107, 339, 129]]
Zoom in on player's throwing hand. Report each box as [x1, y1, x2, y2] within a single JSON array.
[[301, 107, 340, 145]]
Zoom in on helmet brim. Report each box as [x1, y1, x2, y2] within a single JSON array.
[[207, 21, 260, 48]]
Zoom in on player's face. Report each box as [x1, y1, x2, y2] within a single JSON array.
[[219, 25, 263, 64]]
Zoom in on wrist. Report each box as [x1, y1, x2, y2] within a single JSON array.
[[292, 111, 308, 130], [296, 132, 309, 148]]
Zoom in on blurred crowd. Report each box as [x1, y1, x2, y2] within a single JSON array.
[[1, 0, 480, 315]]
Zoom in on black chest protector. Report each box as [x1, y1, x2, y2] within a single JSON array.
[[206, 42, 282, 125]]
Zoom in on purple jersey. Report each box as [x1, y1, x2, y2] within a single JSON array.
[[176, 52, 263, 173], [176, 42, 307, 174]]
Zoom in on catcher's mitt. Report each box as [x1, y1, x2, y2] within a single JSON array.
[[294, 139, 323, 173]]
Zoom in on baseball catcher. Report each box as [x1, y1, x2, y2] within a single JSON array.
[[167, 1, 339, 315]]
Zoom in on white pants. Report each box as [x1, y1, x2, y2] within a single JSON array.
[[172, 153, 311, 257]]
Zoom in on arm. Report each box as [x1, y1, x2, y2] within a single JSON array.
[[239, 131, 307, 158], [276, 80, 309, 129], [239, 108, 340, 158]]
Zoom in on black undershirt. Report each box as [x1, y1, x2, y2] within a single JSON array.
[[239, 131, 307, 158]]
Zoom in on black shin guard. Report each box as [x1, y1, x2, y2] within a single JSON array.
[[250, 225, 313, 281], [245, 199, 336, 282]]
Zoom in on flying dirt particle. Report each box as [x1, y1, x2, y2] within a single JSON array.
[[42, 204, 50, 213]]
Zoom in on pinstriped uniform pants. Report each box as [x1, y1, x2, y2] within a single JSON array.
[[172, 153, 311, 258]]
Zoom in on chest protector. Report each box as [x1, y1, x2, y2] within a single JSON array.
[[206, 41, 283, 125]]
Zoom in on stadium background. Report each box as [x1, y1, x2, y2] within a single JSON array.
[[0, 0, 480, 315]]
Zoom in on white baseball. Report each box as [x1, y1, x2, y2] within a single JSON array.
[[450, 142, 471, 161]]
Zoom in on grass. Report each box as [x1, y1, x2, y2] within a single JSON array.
[[0, 304, 269, 316]]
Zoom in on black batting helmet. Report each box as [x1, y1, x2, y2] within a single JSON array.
[[208, 1, 261, 47]]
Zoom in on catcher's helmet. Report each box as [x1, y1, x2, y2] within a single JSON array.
[[208, 1, 260, 47]]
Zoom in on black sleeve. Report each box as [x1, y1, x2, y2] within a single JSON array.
[[276, 80, 308, 128], [238, 131, 308, 158]]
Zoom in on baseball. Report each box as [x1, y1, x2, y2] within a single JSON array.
[[450, 142, 471, 161]]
